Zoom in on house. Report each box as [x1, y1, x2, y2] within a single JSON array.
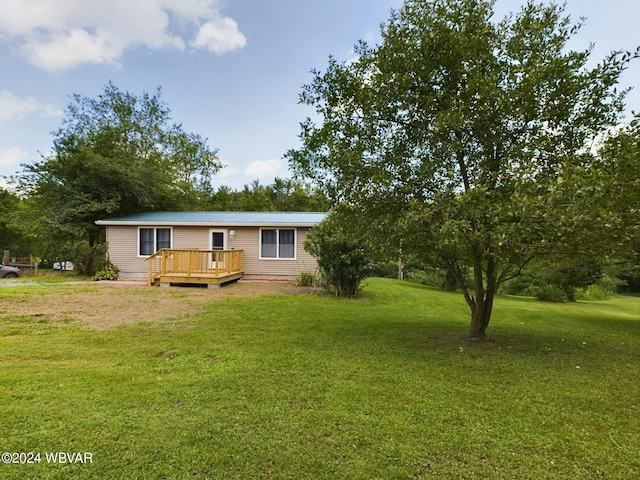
[[95, 211, 327, 286]]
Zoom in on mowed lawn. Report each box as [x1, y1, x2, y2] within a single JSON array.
[[0, 278, 638, 479]]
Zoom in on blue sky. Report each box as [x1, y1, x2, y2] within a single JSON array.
[[1, 0, 638, 191]]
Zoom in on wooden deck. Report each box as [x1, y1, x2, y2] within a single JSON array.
[[146, 249, 243, 288]]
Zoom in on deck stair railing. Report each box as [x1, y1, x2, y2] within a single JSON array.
[[146, 249, 243, 285]]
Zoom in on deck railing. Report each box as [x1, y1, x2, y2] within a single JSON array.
[[146, 249, 243, 286]]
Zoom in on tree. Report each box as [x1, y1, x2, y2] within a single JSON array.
[[537, 255, 603, 302], [0, 188, 37, 257], [268, 177, 330, 212], [288, 0, 637, 337], [594, 116, 640, 292], [16, 82, 221, 273], [203, 177, 330, 212], [596, 118, 640, 261]]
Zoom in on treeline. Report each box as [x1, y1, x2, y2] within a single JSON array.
[[202, 178, 329, 212]]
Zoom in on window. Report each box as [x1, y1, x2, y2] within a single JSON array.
[[278, 229, 295, 258], [211, 232, 224, 251], [260, 229, 295, 259], [139, 227, 172, 256]]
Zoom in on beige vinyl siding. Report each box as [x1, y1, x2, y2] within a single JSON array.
[[106, 224, 318, 280], [105, 225, 148, 278], [229, 226, 317, 279], [173, 226, 209, 250]]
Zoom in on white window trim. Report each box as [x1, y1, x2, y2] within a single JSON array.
[[259, 227, 297, 260], [137, 226, 173, 257]]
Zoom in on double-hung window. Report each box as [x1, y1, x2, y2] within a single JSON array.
[[260, 228, 295, 259], [139, 227, 172, 256]]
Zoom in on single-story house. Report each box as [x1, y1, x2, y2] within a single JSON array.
[[95, 211, 327, 285]]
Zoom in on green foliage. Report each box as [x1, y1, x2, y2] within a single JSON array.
[[576, 275, 625, 300], [205, 178, 329, 212], [295, 271, 319, 287], [370, 261, 400, 279], [537, 256, 603, 302], [500, 275, 537, 297], [405, 266, 446, 288], [15, 82, 221, 252], [92, 262, 120, 281], [304, 214, 372, 297], [502, 268, 623, 302], [288, 0, 637, 336], [619, 266, 640, 293], [0, 188, 37, 256], [68, 240, 109, 276], [594, 118, 640, 275], [0, 188, 21, 253], [535, 284, 567, 303]]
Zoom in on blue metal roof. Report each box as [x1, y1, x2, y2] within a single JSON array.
[[96, 211, 327, 227]]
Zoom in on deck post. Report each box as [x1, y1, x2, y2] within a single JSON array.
[[161, 251, 167, 275]]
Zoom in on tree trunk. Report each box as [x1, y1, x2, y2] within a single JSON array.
[[468, 289, 496, 338], [467, 254, 498, 338]]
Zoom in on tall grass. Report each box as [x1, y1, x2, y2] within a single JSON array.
[[0, 278, 638, 479]]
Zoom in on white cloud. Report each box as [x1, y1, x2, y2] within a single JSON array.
[[244, 158, 286, 179], [0, 147, 29, 169], [193, 17, 246, 54], [211, 158, 290, 190], [0, 91, 63, 122], [0, 0, 246, 72]]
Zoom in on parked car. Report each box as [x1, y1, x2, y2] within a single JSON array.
[[0, 265, 21, 278], [53, 261, 74, 271]]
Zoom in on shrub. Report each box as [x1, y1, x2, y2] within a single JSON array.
[[92, 261, 120, 281], [370, 261, 399, 279], [575, 274, 625, 300], [296, 271, 319, 287], [304, 215, 372, 297], [535, 284, 566, 303]]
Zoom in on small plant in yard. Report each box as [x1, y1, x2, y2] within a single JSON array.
[[92, 261, 120, 281], [295, 271, 318, 287]]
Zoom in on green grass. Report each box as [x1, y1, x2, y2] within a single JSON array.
[[0, 278, 638, 479]]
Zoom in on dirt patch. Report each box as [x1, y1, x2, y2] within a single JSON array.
[[2, 281, 308, 329]]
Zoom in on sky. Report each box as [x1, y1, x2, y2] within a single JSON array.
[[1, 0, 638, 191]]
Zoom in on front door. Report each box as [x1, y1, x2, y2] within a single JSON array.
[[210, 230, 227, 268]]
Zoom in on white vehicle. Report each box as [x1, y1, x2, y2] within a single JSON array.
[[53, 261, 74, 271]]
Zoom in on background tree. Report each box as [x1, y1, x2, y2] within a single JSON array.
[[288, 0, 637, 337], [16, 82, 221, 273], [536, 255, 603, 302], [0, 188, 37, 258], [597, 118, 640, 259], [593, 116, 640, 293], [204, 177, 329, 212]]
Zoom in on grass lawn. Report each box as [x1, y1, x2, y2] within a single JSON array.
[[0, 278, 638, 479]]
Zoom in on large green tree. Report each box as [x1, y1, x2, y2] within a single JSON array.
[[17, 82, 221, 272], [0, 187, 36, 257], [596, 118, 640, 260], [288, 0, 637, 337], [595, 117, 640, 288]]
